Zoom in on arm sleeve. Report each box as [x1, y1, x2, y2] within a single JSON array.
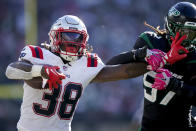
[[106, 51, 134, 65]]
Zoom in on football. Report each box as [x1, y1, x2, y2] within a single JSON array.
[[25, 77, 49, 89]]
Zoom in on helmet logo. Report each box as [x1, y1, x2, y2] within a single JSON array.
[[185, 22, 196, 27], [168, 7, 180, 17]]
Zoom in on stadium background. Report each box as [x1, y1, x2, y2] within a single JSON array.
[[0, 0, 195, 131]]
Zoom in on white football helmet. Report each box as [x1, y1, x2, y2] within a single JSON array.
[[48, 15, 89, 61]]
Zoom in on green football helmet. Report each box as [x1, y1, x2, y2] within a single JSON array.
[[165, 2, 196, 52]]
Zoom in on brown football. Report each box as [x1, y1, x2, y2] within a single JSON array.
[[25, 77, 49, 89]]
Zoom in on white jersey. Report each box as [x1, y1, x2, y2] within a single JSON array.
[[17, 45, 105, 131]]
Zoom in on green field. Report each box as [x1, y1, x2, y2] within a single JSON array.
[[0, 84, 23, 99]]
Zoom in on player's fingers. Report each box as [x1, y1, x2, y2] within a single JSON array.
[[61, 75, 66, 79], [59, 73, 66, 77], [53, 82, 58, 89], [156, 68, 163, 73], [57, 73, 66, 79], [176, 35, 187, 45], [178, 54, 187, 60], [53, 66, 60, 70], [179, 46, 189, 54], [172, 32, 180, 46], [48, 80, 52, 90], [152, 83, 161, 90], [170, 36, 174, 41], [174, 32, 180, 41], [153, 81, 165, 90], [171, 32, 179, 46], [56, 79, 62, 85]]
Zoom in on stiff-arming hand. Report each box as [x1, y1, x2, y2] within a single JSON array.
[[152, 68, 172, 90], [44, 66, 66, 90], [145, 49, 166, 71]]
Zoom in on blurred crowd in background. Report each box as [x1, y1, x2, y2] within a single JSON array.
[[0, 0, 195, 131]]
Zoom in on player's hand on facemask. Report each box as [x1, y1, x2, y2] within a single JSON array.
[[164, 32, 189, 65], [145, 32, 188, 71], [42, 66, 66, 90], [152, 68, 172, 90]]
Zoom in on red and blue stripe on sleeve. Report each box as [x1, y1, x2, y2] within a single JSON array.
[[87, 53, 98, 67], [28, 45, 43, 59]]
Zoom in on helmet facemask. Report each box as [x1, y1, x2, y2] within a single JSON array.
[[48, 15, 89, 62], [165, 2, 196, 52], [166, 18, 196, 52], [49, 28, 87, 61]]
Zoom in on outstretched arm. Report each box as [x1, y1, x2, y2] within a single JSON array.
[[106, 51, 134, 65], [92, 62, 147, 83], [107, 32, 188, 70], [106, 46, 147, 65], [6, 60, 65, 90]]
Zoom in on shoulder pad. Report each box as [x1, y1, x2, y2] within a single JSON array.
[[86, 53, 98, 67], [140, 31, 162, 39], [19, 45, 44, 61], [139, 31, 163, 49], [140, 31, 156, 36]]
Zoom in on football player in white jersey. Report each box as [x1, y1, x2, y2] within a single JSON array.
[[5, 15, 149, 131]]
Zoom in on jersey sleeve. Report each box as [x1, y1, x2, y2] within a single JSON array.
[[85, 53, 105, 84], [18, 45, 44, 64]]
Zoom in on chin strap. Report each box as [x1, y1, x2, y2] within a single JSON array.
[[60, 50, 79, 62]]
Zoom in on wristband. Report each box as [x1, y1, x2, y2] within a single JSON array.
[[31, 65, 43, 77]]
